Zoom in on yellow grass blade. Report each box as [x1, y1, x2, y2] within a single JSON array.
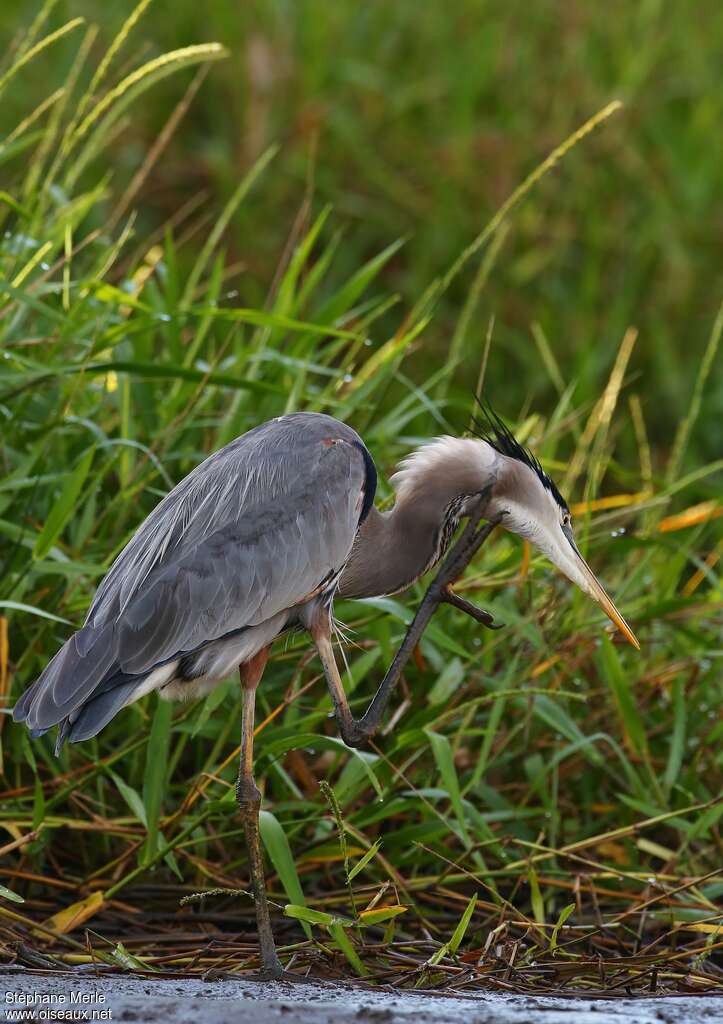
[[39, 890, 105, 939], [531, 655, 561, 678], [13, 0, 63, 59], [0, 88, 64, 157], [0, 19, 84, 101], [566, 326, 638, 496], [628, 394, 653, 493], [682, 544, 721, 597], [570, 491, 652, 515], [69, 43, 228, 147], [75, 0, 154, 127], [658, 501, 722, 533], [424, 99, 624, 317], [23, 24, 98, 202]]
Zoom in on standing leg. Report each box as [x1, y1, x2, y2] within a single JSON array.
[[237, 647, 282, 978], [311, 503, 503, 748]]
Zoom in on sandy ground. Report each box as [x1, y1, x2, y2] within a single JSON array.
[[1, 969, 721, 1024]]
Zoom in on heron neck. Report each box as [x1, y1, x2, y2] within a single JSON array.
[[336, 496, 454, 600]]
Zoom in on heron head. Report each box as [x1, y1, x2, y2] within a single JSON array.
[[474, 405, 639, 649]]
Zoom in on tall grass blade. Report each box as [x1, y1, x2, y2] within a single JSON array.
[[666, 300, 723, 485], [413, 100, 623, 324], [33, 446, 95, 560], [181, 144, 278, 306], [0, 19, 85, 102], [259, 810, 311, 938], [141, 697, 172, 863], [425, 728, 471, 848]]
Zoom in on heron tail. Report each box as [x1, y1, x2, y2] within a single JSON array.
[[12, 622, 118, 740]]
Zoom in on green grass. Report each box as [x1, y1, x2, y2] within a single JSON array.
[[3, 0, 723, 459], [0, 1, 721, 992]]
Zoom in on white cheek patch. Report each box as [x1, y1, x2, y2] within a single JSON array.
[[485, 456, 599, 600], [494, 497, 595, 596], [493, 499, 545, 545]]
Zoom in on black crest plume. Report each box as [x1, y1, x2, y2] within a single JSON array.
[[469, 398, 569, 513]]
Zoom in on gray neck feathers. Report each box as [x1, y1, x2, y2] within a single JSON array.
[[337, 437, 498, 600], [336, 502, 444, 599]]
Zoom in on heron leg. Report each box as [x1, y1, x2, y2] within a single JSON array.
[[237, 648, 283, 979], [312, 502, 502, 748]]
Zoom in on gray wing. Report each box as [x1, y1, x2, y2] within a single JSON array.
[[15, 413, 373, 731]]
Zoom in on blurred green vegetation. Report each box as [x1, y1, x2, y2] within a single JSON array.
[[2, 0, 723, 457], [0, 1, 721, 981]]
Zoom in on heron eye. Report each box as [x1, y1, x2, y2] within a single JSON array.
[[562, 512, 571, 528]]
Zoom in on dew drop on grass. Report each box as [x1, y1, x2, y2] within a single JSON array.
[[364, 338, 373, 347], [343, 373, 353, 383], [156, 313, 172, 322], [40, 262, 50, 270]]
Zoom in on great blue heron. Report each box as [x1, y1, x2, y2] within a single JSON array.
[[13, 407, 638, 977]]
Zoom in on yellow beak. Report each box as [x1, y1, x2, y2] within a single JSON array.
[[575, 548, 640, 649]]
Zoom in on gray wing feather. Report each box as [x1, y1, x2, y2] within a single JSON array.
[[14, 622, 117, 730], [15, 413, 370, 732], [64, 678, 140, 743]]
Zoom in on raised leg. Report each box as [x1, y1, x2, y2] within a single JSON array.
[[237, 647, 283, 978], [312, 499, 503, 748]]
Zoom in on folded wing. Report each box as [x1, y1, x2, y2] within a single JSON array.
[[14, 413, 372, 735]]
